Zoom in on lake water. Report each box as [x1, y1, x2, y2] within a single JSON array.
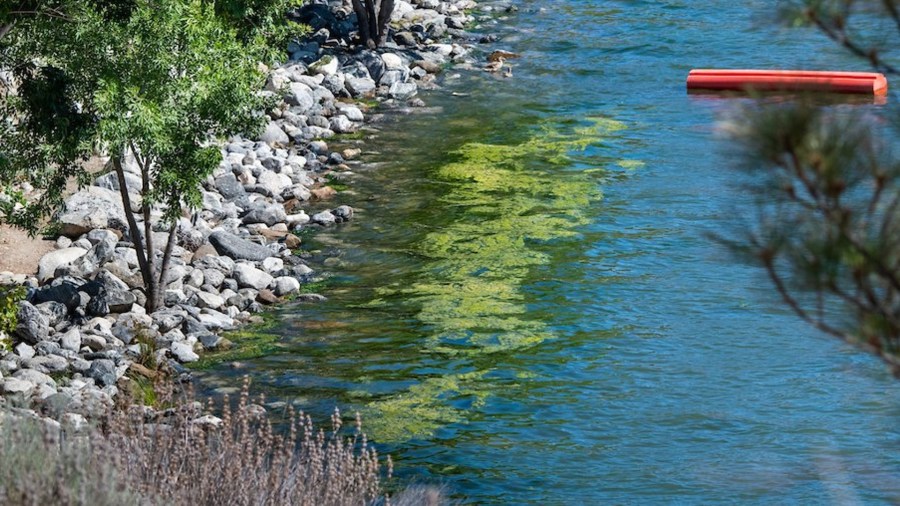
[[199, 1, 900, 503]]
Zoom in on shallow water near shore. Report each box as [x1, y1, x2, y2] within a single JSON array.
[[199, 1, 900, 503]]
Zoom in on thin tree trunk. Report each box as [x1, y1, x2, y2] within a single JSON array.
[[364, 0, 379, 48], [138, 151, 157, 313], [376, 0, 394, 46], [155, 224, 178, 312], [350, 0, 371, 46], [113, 155, 152, 304]]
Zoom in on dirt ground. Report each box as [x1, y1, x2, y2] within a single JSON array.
[[0, 157, 107, 276], [0, 224, 55, 275]]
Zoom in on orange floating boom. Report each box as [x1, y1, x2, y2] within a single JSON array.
[[687, 69, 888, 95]]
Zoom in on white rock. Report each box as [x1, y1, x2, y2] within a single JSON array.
[[309, 55, 339, 76], [170, 341, 199, 363], [195, 291, 225, 311], [257, 171, 293, 196], [38, 247, 87, 283], [287, 212, 311, 227], [233, 263, 274, 290], [59, 328, 82, 352], [192, 414, 224, 429], [14, 342, 35, 359], [2, 377, 33, 395], [274, 276, 301, 296], [262, 257, 284, 273], [382, 53, 405, 70]]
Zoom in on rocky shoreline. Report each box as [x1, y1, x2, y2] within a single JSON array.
[[0, 0, 512, 426]]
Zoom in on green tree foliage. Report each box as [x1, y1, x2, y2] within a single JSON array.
[[0, 0, 303, 312], [0, 285, 25, 337], [727, 0, 900, 374]]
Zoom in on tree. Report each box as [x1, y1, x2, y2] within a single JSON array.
[[726, 0, 900, 374], [350, 0, 395, 48], [0, 0, 303, 312]]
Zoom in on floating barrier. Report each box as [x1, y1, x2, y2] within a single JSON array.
[[686, 69, 888, 96]]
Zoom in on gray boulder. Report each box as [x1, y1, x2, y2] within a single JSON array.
[[151, 308, 186, 334], [35, 301, 68, 327], [13, 368, 57, 388], [209, 231, 274, 262], [87, 359, 117, 387], [14, 342, 35, 359], [274, 276, 301, 296], [111, 312, 153, 345], [311, 210, 336, 226], [242, 203, 288, 227], [260, 121, 290, 145], [345, 76, 377, 97], [58, 187, 127, 238], [2, 377, 34, 396], [285, 82, 315, 112], [170, 341, 199, 363], [38, 248, 87, 283], [215, 173, 247, 201], [233, 263, 274, 290], [330, 115, 356, 133], [57, 235, 116, 279], [14, 301, 49, 344], [389, 81, 418, 100], [106, 290, 136, 314], [24, 355, 68, 375], [256, 170, 293, 196], [194, 291, 225, 311], [333, 205, 354, 222], [59, 328, 82, 352], [94, 171, 142, 193]]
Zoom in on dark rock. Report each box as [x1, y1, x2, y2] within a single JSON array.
[[35, 301, 68, 327], [78, 279, 106, 298], [87, 359, 117, 387], [295, 293, 327, 303], [332, 205, 354, 222], [152, 309, 186, 334], [14, 301, 49, 344], [209, 231, 274, 262], [106, 290, 136, 313], [394, 31, 418, 47], [242, 204, 288, 227], [31, 281, 81, 312], [86, 294, 110, 317], [198, 333, 226, 350]]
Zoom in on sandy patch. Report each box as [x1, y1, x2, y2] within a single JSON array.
[[0, 224, 55, 276]]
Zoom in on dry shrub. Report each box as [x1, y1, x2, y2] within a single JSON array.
[[0, 378, 445, 506]]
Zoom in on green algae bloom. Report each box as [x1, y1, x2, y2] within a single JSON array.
[[359, 117, 636, 442]]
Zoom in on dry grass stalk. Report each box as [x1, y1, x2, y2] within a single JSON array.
[[0, 377, 430, 506]]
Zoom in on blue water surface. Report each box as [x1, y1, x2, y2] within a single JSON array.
[[200, 1, 900, 503]]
